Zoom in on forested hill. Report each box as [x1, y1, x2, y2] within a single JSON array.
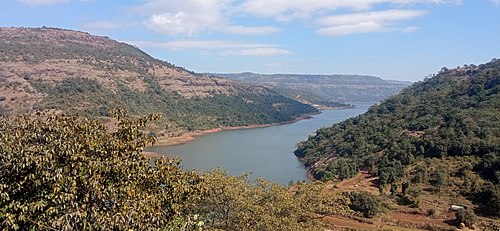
[[295, 59, 499, 216], [0, 27, 317, 134], [216, 73, 412, 103]]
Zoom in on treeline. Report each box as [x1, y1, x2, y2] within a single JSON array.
[[30, 75, 317, 133], [295, 59, 500, 217], [270, 86, 354, 109]]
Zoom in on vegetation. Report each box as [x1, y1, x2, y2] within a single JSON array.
[[0, 27, 317, 133], [219, 72, 411, 103], [0, 111, 205, 229], [261, 86, 354, 109], [295, 59, 500, 217], [0, 27, 185, 73], [347, 192, 381, 218], [29, 76, 317, 132], [455, 208, 477, 228], [194, 171, 353, 230], [0, 111, 357, 230]]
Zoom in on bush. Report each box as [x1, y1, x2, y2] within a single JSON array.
[[455, 208, 476, 228], [348, 192, 381, 218], [474, 183, 500, 217], [427, 208, 438, 217]]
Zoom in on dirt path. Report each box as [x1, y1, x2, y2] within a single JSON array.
[[323, 215, 377, 230], [386, 211, 455, 230]]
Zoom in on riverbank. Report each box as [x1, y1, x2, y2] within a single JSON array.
[[152, 112, 319, 147]]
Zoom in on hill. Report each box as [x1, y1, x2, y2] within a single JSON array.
[[295, 59, 500, 218], [0, 27, 317, 135], [216, 73, 412, 104]]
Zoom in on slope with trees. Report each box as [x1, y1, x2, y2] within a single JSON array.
[[295, 59, 500, 219], [0, 27, 317, 135]]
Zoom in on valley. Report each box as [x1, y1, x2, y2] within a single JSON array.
[[0, 26, 498, 230]]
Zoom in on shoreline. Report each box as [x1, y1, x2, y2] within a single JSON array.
[[151, 112, 320, 147]]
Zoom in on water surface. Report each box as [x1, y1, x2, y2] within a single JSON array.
[[147, 103, 373, 185]]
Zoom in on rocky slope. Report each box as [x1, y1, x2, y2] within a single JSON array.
[[0, 27, 317, 134]]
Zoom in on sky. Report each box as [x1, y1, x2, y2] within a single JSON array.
[[1, 0, 499, 81]]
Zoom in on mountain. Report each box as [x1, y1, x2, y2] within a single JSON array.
[[294, 59, 500, 217], [0, 27, 317, 135], [215, 73, 412, 104]]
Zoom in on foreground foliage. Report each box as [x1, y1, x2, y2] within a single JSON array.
[[0, 111, 355, 230], [195, 170, 353, 231], [0, 111, 204, 230]]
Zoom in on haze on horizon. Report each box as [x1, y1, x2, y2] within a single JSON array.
[[2, 0, 499, 81]]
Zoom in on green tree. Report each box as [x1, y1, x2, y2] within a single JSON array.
[[348, 192, 381, 218], [431, 170, 449, 192], [455, 208, 476, 228], [194, 170, 351, 230], [402, 181, 410, 195], [0, 111, 205, 230]]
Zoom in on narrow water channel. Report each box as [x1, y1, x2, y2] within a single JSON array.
[[147, 103, 373, 185]]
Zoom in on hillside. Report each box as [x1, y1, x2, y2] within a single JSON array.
[[295, 59, 500, 218], [0, 27, 317, 134], [217, 73, 412, 104]]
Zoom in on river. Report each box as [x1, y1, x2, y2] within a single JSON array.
[[147, 103, 374, 185]]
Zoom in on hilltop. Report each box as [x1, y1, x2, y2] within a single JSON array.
[[217, 73, 412, 105], [0, 27, 317, 135]]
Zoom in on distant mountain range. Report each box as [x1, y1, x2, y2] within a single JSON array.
[[0, 27, 317, 136], [214, 73, 412, 104]]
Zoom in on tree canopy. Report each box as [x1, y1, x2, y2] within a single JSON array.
[[295, 59, 500, 217]]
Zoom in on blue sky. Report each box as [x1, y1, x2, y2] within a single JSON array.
[[1, 0, 499, 81]]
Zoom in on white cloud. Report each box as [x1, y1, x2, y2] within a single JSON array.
[[402, 26, 420, 33], [318, 10, 427, 26], [316, 10, 427, 36], [81, 21, 123, 30], [317, 21, 386, 36], [265, 62, 290, 68], [222, 25, 281, 35], [128, 40, 273, 50], [19, 0, 68, 5], [128, 40, 291, 57], [136, 0, 456, 36], [138, 0, 229, 36], [19, 0, 91, 6], [221, 48, 292, 56], [138, 0, 281, 36], [240, 0, 460, 21]]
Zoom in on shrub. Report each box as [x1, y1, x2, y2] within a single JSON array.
[[427, 208, 439, 218], [455, 208, 476, 228], [348, 192, 381, 218]]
